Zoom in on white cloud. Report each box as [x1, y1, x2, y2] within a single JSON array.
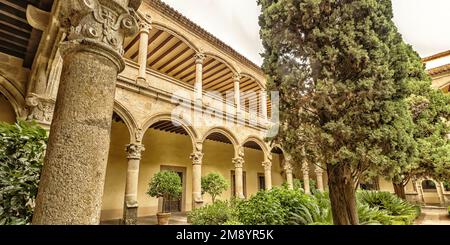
[[161, 0, 450, 65]]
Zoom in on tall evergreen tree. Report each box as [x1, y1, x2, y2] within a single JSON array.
[[258, 0, 413, 224]]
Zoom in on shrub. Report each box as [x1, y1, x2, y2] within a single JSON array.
[[357, 191, 419, 225], [447, 206, 450, 216], [201, 172, 228, 203], [0, 121, 47, 225], [235, 190, 286, 225], [188, 200, 236, 225], [147, 170, 182, 213]]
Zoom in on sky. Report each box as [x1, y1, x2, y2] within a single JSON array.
[[161, 0, 450, 66]]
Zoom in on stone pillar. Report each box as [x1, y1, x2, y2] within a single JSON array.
[[415, 178, 424, 203], [190, 143, 204, 209], [315, 165, 324, 192], [232, 157, 245, 199], [123, 143, 145, 225], [32, 0, 140, 225], [302, 162, 311, 194], [436, 181, 445, 205], [233, 74, 241, 115], [262, 161, 272, 190], [284, 164, 294, 190], [194, 53, 205, 103], [260, 90, 268, 120], [136, 20, 151, 83]]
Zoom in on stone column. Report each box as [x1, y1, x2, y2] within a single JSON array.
[[190, 143, 204, 209], [302, 162, 311, 194], [415, 179, 425, 203], [136, 19, 151, 83], [260, 90, 268, 120], [315, 165, 324, 192], [436, 181, 445, 205], [233, 74, 241, 115], [32, 0, 140, 225], [284, 164, 294, 190], [194, 53, 206, 104], [122, 143, 144, 225], [232, 157, 245, 199], [262, 161, 272, 190]]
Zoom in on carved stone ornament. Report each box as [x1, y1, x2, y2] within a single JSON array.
[[190, 151, 204, 165], [58, 0, 140, 71], [283, 163, 293, 172], [262, 161, 272, 171], [232, 157, 244, 169], [125, 143, 145, 159], [194, 52, 206, 64], [232, 73, 241, 82], [26, 94, 55, 125]]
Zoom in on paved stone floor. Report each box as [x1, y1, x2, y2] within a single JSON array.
[[414, 207, 450, 225], [101, 212, 189, 225]]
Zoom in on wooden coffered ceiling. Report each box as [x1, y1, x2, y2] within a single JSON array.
[[0, 0, 52, 67], [123, 28, 266, 116]]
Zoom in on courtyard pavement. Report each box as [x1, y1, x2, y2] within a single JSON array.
[[414, 206, 450, 225], [101, 212, 189, 225]]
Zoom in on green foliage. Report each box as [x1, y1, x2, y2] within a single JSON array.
[[235, 189, 286, 225], [258, 0, 424, 224], [447, 206, 450, 216], [188, 200, 237, 225], [357, 191, 419, 224], [147, 170, 182, 212], [201, 172, 228, 203], [0, 120, 47, 225]]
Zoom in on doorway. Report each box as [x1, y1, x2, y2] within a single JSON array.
[[159, 165, 186, 213]]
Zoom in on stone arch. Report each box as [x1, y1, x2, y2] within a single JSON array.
[[202, 127, 239, 156], [113, 100, 138, 143], [152, 22, 200, 52], [204, 52, 238, 75], [0, 73, 25, 119], [242, 135, 269, 160], [140, 113, 199, 148], [240, 72, 265, 90]]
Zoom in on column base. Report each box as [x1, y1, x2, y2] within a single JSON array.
[[122, 206, 138, 225], [136, 76, 147, 86], [193, 200, 204, 209]]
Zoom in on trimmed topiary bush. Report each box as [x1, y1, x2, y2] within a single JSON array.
[[147, 170, 182, 213], [0, 121, 47, 225]]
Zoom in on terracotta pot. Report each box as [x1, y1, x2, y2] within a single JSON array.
[[157, 212, 171, 225]]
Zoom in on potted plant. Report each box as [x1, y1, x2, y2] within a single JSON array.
[[147, 170, 182, 225]]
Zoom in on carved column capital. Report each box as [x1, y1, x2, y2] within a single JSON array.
[[233, 157, 244, 169], [194, 52, 206, 65], [58, 0, 140, 71], [125, 143, 145, 160], [232, 73, 241, 82], [262, 161, 272, 171], [283, 163, 293, 173], [315, 165, 324, 175], [190, 151, 204, 165], [302, 161, 309, 172], [25, 93, 55, 126], [138, 13, 152, 33]]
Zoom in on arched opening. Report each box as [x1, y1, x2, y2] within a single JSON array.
[[0, 93, 16, 123], [270, 146, 286, 184], [240, 74, 265, 118], [421, 179, 440, 205], [242, 138, 274, 194], [137, 119, 195, 217], [101, 112, 131, 221], [202, 130, 236, 202]]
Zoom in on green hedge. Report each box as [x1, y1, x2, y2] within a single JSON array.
[[0, 121, 47, 225], [189, 188, 421, 225]]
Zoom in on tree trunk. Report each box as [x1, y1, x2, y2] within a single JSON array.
[[327, 163, 359, 225], [393, 182, 406, 200]]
